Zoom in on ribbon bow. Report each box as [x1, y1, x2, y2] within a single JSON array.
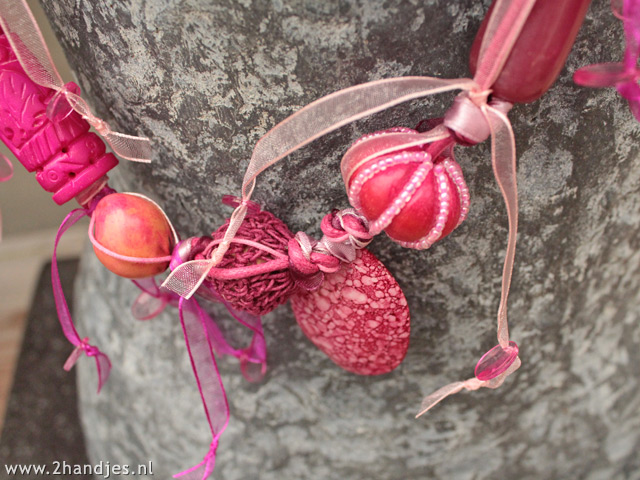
[[0, 0, 151, 162]]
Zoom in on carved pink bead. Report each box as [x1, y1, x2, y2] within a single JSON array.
[[341, 128, 469, 248], [0, 29, 118, 205]]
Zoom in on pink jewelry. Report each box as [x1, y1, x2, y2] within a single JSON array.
[[2, 0, 626, 478]]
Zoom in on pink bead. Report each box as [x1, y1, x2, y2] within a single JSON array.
[[474, 341, 519, 381], [0, 30, 118, 205], [341, 127, 468, 248]]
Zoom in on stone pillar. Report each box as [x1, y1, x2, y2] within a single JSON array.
[[41, 1, 640, 479]]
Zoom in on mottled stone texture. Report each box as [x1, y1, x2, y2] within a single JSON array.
[[40, 1, 640, 479]]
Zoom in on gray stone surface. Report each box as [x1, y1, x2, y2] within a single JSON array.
[[40, 1, 640, 479]]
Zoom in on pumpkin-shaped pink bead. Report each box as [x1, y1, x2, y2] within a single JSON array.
[[341, 128, 469, 248]]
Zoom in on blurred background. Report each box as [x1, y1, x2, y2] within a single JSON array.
[[0, 0, 86, 433]]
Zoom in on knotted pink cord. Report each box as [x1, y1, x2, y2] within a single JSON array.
[[574, 0, 640, 121], [0, 0, 151, 162]]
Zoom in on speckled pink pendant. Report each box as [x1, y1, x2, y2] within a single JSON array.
[[291, 248, 410, 375]]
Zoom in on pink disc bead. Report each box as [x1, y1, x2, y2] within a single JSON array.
[[0, 27, 118, 204], [341, 128, 469, 248], [474, 341, 519, 381]]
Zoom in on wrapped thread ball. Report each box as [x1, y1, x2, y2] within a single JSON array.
[[341, 128, 469, 248], [92, 193, 174, 278], [205, 208, 298, 316]]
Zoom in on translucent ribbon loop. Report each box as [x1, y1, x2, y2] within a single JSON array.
[[0, 0, 152, 162], [574, 0, 640, 121], [53, 208, 112, 393], [175, 297, 229, 480], [134, 275, 267, 382]]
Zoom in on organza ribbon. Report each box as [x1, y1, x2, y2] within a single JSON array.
[[574, 0, 640, 121], [53, 207, 111, 392], [132, 276, 267, 382], [174, 297, 229, 480], [0, 0, 152, 162]]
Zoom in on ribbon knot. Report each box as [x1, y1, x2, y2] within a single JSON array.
[[468, 87, 492, 106], [317, 209, 372, 262], [288, 232, 335, 291], [87, 117, 111, 136], [444, 91, 513, 146]]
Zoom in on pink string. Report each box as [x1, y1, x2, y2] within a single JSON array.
[[53, 206, 111, 393], [0, 0, 152, 162], [174, 297, 229, 480]]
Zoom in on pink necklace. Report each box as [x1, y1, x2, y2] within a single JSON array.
[[1, 0, 635, 478]]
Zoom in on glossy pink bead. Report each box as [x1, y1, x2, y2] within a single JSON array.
[[469, 0, 591, 103], [341, 128, 469, 248], [0, 28, 118, 204], [474, 341, 519, 381]]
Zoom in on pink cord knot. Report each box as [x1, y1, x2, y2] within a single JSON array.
[[316, 208, 372, 263], [288, 232, 340, 291]]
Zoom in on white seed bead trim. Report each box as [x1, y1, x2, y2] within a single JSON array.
[[369, 156, 434, 236], [443, 158, 470, 226]]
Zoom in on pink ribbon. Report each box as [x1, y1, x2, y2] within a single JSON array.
[[53, 207, 111, 393], [132, 276, 267, 382], [174, 297, 229, 480], [574, 0, 640, 121], [0, 0, 152, 162]]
